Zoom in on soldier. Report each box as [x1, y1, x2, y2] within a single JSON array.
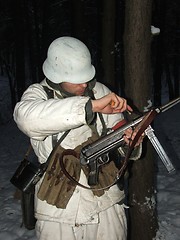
[[14, 36, 143, 240]]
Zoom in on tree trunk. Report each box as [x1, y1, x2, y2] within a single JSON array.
[[101, 0, 116, 90], [13, 0, 26, 102], [71, 0, 86, 42], [173, 24, 179, 98], [41, 0, 51, 63], [123, 0, 158, 239], [152, 0, 167, 105], [24, 0, 41, 83]]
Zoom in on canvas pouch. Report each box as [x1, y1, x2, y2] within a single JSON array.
[[37, 136, 120, 208]]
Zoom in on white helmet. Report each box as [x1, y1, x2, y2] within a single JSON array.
[[42, 36, 95, 84]]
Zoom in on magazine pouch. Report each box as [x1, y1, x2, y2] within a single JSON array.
[[37, 146, 82, 209]]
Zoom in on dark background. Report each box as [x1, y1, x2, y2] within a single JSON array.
[[0, 0, 179, 110], [0, 1, 179, 239]]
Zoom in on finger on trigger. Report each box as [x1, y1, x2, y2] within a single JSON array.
[[127, 105, 133, 112]]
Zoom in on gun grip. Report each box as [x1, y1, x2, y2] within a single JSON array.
[[88, 161, 99, 186]]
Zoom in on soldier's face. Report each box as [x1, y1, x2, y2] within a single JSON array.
[[60, 82, 88, 96]]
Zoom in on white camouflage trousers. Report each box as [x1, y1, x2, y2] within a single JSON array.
[[35, 204, 127, 240]]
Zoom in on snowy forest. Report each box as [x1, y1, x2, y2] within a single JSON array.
[[0, 0, 179, 240]]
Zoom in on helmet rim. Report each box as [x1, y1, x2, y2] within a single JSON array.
[[43, 60, 95, 84]]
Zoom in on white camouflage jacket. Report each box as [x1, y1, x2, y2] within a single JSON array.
[[13, 79, 141, 226]]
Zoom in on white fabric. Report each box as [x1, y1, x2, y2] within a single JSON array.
[[35, 204, 127, 240]]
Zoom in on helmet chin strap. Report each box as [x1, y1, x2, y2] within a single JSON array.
[[46, 78, 74, 98]]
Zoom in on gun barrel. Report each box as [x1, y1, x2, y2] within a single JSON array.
[[157, 97, 180, 113]]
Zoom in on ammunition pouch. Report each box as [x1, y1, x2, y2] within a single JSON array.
[[37, 136, 120, 208]]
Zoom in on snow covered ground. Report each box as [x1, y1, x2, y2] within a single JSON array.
[[154, 97, 180, 240], [0, 77, 180, 240]]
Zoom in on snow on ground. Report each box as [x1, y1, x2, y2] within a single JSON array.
[[0, 76, 179, 239], [154, 99, 180, 240]]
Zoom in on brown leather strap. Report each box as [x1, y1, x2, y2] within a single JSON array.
[[24, 144, 32, 159], [117, 109, 158, 178], [59, 149, 116, 191], [59, 109, 158, 191]]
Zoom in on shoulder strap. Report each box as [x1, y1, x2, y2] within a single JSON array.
[[88, 89, 108, 136], [42, 85, 54, 99], [42, 85, 69, 147], [41, 129, 71, 172], [41, 84, 71, 151]]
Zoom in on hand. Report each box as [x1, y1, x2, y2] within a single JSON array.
[[123, 128, 145, 147], [91, 92, 133, 114]]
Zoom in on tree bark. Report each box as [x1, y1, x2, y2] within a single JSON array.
[[123, 0, 158, 239], [101, 0, 116, 90], [152, 0, 166, 105], [24, 0, 42, 83], [13, 0, 26, 102], [71, 0, 86, 42]]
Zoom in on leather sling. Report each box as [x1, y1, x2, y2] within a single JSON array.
[[59, 109, 157, 191]]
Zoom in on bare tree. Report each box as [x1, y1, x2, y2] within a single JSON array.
[[24, 0, 43, 83], [123, 0, 158, 239], [71, 0, 86, 42], [13, 0, 26, 102], [101, 0, 116, 90]]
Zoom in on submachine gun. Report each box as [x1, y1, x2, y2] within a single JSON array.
[[80, 97, 180, 186]]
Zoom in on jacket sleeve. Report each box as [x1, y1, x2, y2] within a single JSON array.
[[13, 84, 90, 140], [93, 82, 125, 129]]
